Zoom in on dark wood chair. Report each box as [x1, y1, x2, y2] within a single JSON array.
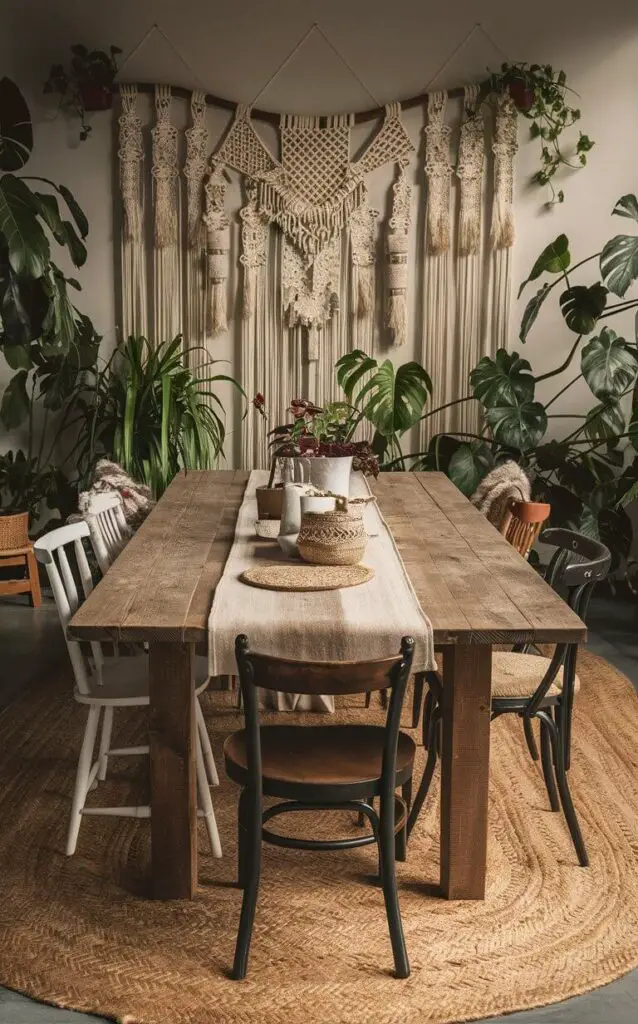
[[407, 529, 611, 868], [225, 635, 416, 980]]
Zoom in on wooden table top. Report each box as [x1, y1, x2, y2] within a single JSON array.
[[68, 470, 586, 646]]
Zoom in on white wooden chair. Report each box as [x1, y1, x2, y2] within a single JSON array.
[[34, 521, 222, 859], [81, 490, 131, 574]]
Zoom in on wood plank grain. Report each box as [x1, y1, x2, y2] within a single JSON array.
[[149, 642, 197, 899], [69, 470, 248, 642], [439, 643, 492, 899]]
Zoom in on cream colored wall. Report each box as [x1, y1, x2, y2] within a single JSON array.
[[1, 0, 638, 463]]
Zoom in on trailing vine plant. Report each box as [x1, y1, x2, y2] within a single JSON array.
[[485, 62, 594, 205]]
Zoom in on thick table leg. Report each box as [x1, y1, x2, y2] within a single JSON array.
[[149, 642, 197, 899], [440, 643, 492, 900]]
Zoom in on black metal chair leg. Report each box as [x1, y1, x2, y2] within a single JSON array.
[[407, 709, 440, 837], [379, 791, 409, 978], [232, 785, 262, 980], [523, 715, 539, 762], [538, 711, 589, 867], [421, 690, 434, 748], [237, 788, 250, 887], [411, 674, 424, 729], [395, 788, 409, 862], [539, 715, 560, 812]]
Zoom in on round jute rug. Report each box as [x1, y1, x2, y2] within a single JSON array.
[[0, 650, 636, 1024]]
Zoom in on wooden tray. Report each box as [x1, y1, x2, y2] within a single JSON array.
[[240, 563, 374, 592]]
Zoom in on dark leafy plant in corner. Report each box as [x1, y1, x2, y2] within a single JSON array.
[[404, 192, 638, 581], [484, 63, 594, 205], [44, 44, 122, 141], [0, 77, 99, 522], [77, 335, 244, 499]]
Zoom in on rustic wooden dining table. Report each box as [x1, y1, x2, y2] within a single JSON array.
[[68, 469, 587, 901]]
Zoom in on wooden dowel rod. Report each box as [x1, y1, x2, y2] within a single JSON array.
[[116, 79, 488, 124]]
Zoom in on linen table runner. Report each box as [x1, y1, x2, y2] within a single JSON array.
[[208, 470, 435, 710]]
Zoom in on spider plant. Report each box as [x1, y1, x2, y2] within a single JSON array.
[[78, 335, 243, 497]]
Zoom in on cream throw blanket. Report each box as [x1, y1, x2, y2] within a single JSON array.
[[208, 471, 435, 711]]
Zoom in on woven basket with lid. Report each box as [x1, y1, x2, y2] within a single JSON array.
[[297, 505, 367, 566]]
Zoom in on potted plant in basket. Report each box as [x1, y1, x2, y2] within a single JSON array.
[[44, 44, 122, 141]]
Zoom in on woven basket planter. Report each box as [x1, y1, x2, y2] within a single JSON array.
[[297, 508, 367, 566], [0, 511, 29, 552]]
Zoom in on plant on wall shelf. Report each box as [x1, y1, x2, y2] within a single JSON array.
[[44, 44, 122, 141], [77, 335, 244, 499], [0, 76, 100, 522], [484, 62, 594, 205]]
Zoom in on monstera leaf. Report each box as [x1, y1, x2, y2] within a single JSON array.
[[0, 369, 30, 429], [600, 233, 638, 297], [447, 442, 493, 496], [559, 283, 607, 334], [0, 77, 33, 172], [519, 283, 551, 342], [518, 234, 570, 297], [0, 174, 50, 277], [336, 350, 431, 437], [486, 400, 547, 450], [583, 398, 626, 444], [581, 327, 638, 399], [612, 194, 638, 223], [471, 349, 535, 408]]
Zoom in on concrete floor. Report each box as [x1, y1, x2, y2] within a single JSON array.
[[0, 592, 636, 1024]]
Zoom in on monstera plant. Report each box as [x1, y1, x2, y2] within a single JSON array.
[[335, 350, 432, 463], [405, 191, 638, 579], [0, 76, 99, 521]]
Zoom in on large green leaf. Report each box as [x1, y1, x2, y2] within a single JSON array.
[[486, 400, 547, 450], [0, 78, 33, 172], [447, 442, 493, 497], [519, 283, 550, 343], [559, 283, 607, 335], [583, 398, 626, 443], [57, 184, 88, 239], [471, 349, 534, 408], [0, 175, 50, 277], [41, 268, 78, 350], [33, 193, 86, 266], [600, 234, 638, 297], [0, 369, 30, 428], [518, 234, 570, 298], [0, 256, 48, 345], [581, 327, 638, 399], [336, 351, 431, 437], [612, 194, 638, 223]]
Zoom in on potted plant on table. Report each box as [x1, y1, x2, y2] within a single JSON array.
[[253, 395, 380, 519], [44, 44, 122, 141]]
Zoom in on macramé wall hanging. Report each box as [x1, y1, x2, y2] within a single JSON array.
[[116, 84, 518, 469]]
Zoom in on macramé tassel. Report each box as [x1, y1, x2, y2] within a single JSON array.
[[206, 224, 229, 336], [385, 163, 411, 347], [356, 263, 375, 317], [386, 291, 408, 347], [491, 93, 518, 250]]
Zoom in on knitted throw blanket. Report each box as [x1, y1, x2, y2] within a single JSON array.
[[471, 461, 531, 529], [77, 460, 155, 530]]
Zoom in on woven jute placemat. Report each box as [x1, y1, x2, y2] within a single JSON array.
[[240, 562, 375, 591]]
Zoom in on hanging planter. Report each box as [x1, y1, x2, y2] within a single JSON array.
[[484, 62, 595, 205], [44, 44, 121, 141]]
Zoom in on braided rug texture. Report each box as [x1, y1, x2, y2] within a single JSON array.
[[0, 649, 636, 1024]]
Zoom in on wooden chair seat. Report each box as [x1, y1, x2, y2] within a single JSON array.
[[492, 652, 581, 700], [225, 725, 416, 797]]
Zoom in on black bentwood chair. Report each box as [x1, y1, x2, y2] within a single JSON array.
[[407, 529, 611, 868], [225, 635, 416, 981]]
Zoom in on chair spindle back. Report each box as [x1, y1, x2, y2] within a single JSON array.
[[499, 500, 551, 559]]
